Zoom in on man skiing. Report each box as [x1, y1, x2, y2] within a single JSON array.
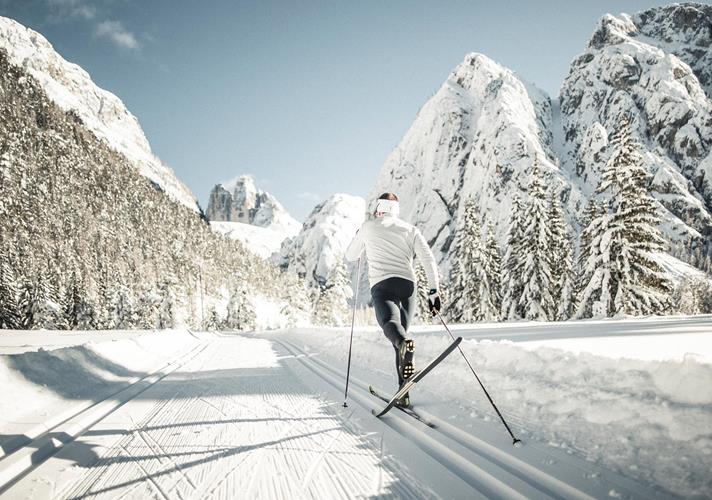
[[345, 192, 441, 407]]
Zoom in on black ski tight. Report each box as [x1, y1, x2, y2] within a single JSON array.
[[371, 277, 416, 386]]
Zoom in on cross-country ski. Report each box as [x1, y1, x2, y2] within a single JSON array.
[[372, 336, 462, 418], [368, 386, 435, 428]]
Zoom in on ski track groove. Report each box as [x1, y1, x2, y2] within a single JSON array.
[[277, 338, 598, 500], [47, 336, 433, 499]]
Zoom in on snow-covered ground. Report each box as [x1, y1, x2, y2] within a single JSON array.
[[1, 316, 710, 498], [210, 221, 287, 260]]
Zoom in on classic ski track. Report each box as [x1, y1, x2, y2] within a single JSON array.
[[278, 338, 633, 500], [51, 337, 434, 500], [277, 338, 673, 500], [276, 339, 535, 499], [0, 340, 211, 496]]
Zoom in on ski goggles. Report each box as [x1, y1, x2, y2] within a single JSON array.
[[374, 199, 400, 217]]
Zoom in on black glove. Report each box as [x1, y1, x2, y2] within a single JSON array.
[[427, 289, 441, 316]]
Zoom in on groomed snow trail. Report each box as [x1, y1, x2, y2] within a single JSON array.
[[3, 333, 675, 499], [6, 336, 438, 499]]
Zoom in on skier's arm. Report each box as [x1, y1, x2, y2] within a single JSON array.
[[413, 229, 439, 290], [344, 228, 365, 261]]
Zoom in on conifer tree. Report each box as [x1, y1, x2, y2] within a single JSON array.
[[0, 256, 21, 329], [226, 284, 256, 331], [478, 219, 502, 321], [518, 162, 554, 321], [414, 263, 432, 322], [577, 115, 671, 317], [312, 258, 351, 326], [500, 195, 525, 320], [448, 199, 487, 322], [547, 190, 575, 320]]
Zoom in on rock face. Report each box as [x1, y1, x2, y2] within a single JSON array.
[[560, 3, 712, 241], [0, 16, 200, 213], [278, 194, 365, 288], [206, 175, 301, 236], [370, 3, 712, 276]]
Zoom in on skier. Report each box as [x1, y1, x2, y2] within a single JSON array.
[[345, 193, 441, 407]]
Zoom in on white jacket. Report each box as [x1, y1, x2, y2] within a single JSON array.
[[345, 216, 440, 291]]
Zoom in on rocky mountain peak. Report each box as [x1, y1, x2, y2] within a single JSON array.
[[206, 175, 300, 236]]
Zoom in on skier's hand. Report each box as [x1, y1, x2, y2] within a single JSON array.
[[427, 289, 441, 316]]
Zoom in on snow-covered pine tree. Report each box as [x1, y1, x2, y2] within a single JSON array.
[[577, 114, 671, 317], [518, 161, 555, 321], [414, 262, 432, 322], [18, 281, 38, 329], [0, 255, 21, 329], [557, 232, 576, 321], [156, 280, 176, 329], [205, 305, 220, 331], [448, 198, 487, 322], [478, 219, 502, 321], [226, 283, 256, 331], [312, 258, 351, 326], [62, 273, 82, 329], [108, 282, 137, 329], [500, 195, 525, 320], [547, 190, 575, 320]]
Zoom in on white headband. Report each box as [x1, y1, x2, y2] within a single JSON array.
[[375, 199, 400, 217]]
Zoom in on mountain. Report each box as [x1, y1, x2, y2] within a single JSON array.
[[0, 43, 307, 331], [278, 194, 365, 288], [370, 52, 567, 273], [206, 175, 301, 236], [559, 2, 712, 242], [370, 3, 712, 278], [0, 16, 200, 213]]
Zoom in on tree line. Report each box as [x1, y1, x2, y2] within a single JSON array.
[[446, 115, 712, 322], [0, 49, 308, 331]]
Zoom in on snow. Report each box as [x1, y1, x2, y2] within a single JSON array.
[[2, 317, 709, 498], [279, 193, 366, 288], [0, 329, 204, 461], [210, 221, 286, 260], [0, 16, 200, 213], [277, 315, 712, 497]]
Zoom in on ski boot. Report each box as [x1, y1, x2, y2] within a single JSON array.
[[399, 338, 415, 380]]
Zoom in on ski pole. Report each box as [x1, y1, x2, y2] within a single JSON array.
[[435, 312, 522, 446], [343, 257, 362, 407]]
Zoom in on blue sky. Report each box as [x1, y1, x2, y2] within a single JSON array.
[[0, 0, 702, 220]]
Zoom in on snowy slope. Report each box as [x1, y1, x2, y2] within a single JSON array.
[[206, 175, 301, 237], [210, 220, 287, 259], [279, 194, 365, 287], [0, 16, 199, 213]]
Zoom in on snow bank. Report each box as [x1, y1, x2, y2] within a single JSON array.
[[275, 316, 712, 497], [0, 329, 204, 456]]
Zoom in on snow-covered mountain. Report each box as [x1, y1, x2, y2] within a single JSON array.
[[370, 52, 568, 271], [0, 16, 200, 213], [278, 194, 365, 288], [370, 3, 712, 276], [559, 3, 712, 241], [206, 175, 301, 236]]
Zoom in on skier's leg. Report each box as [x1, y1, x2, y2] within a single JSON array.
[[398, 282, 417, 404], [372, 289, 407, 348], [372, 281, 408, 386]]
